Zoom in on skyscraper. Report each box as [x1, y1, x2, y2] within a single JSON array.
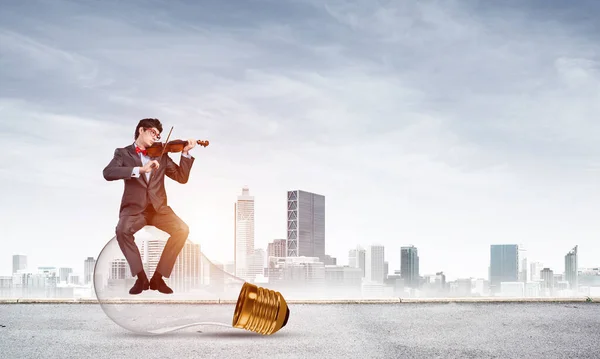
[[235, 186, 255, 279], [530, 261, 544, 282], [12, 254, 26, 274], [58, 267, 73, 283], [246, 248, 265, 282], [348, 246, 366, 278], [541, 267, 554, 293], [518, 246, 528, 283], [170, 239, 202, 291], [565, 245, 578, 291], [365, 245, 385, 283], [489, 244, 519, 294], [267, 239, 287, 258], [138, 237, 202, 290], [286, 190, 325, 260], [401, 245, 420, 288], [84, 257, 96, 285], [141, 238, 166, 275]]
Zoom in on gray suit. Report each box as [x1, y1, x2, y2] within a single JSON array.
[[103, 144, 195, 277]]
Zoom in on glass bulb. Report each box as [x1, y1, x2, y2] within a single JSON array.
[[93, 228, 290, 335]]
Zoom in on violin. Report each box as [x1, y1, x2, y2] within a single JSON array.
[[146, 139, 209, 157]]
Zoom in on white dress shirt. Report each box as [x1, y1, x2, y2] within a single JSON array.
[[130, 142, 192, 181]]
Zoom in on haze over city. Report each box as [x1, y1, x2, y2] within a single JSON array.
[[2, 0, 600, 282]]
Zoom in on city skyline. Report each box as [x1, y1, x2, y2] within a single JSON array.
[[0, 186, 600, 281], [4, 238, 596, 300], [2, 231, 587, 287], [2, 206, 592, 301], [3, 0, 600, 280], [0, 187, 593, 282], [2, 234, 588, 282]]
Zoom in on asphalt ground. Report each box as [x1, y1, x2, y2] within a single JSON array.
[[1, 302, 599, 358]]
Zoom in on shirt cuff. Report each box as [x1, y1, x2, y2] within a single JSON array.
[[182, 152, 192, 159], [131, 167, 140, 178]]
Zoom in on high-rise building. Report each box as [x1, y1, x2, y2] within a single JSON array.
[[12, 254, 27, 274], [267, 256, 326, 286], [235, 186, 255, 280], [348, 246, 366, 278], [84, 257, 96, 285], [267, 239, 287, 258], [401, 245, 420, 288], [322, 254, 337, 265], [436, 271, 446, 290], [489, 244, 519, 294], [170, 240, 202, 291], [365, 245, 385, 283], [384, 262, 389, 281], [139, 237, 202, 290], [58, 267, 73, 283], [247, 248, 265, 282], [541, 267, 554, 291], [140, 238, 164, 275], [565, 245, 578, 291], [286, 190, 325, 259], [68, 274, 80, 286], [518, 246, 528, 283], [110, 259, 130, 280], [530, 261, 544, 282]]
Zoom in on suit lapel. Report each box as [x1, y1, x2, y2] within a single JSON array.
[[126, 144, 148, 186]]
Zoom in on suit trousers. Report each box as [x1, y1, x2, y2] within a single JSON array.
[[115, 205, 189, 278]]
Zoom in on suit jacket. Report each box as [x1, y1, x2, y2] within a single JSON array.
[[103, 144, 195, 217]]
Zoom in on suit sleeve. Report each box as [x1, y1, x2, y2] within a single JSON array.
[[165, 154, 195, 184], [103, 149, 138, 181]]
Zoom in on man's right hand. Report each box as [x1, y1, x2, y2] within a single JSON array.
[[140, 160, 159, 174]]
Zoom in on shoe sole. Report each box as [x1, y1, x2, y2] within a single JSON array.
[[150, 281, 173, 294], [129, 282, 150, 295]]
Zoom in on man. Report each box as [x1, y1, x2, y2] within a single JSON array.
[[103, 118, 196, 295]]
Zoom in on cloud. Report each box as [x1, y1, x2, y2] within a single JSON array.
[[0, 29, 105, 94], [312, 1, 600, 172]]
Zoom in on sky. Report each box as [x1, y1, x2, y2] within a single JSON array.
[[1, 0, 600, 281]]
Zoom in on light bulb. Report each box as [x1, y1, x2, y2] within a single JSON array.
[[93, 230, 289, 335]]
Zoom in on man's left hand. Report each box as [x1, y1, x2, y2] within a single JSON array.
[[183, 138, 196, 154]]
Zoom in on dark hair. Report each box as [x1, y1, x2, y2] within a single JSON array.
[[134, 118, 163, 139]]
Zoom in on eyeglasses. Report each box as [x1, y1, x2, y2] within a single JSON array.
[[145, 128, 161, 140]]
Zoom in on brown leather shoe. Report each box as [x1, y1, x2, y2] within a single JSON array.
[[129, 277, 150, 295], [150, 276, 173, 294]]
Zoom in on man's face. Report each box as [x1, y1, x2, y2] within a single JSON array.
[[140, 127, 161, 146]]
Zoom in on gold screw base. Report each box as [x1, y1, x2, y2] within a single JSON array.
[[232, 282, 290, 335]]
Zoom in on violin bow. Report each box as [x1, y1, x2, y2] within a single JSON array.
[[157, 126, 173, 163]]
